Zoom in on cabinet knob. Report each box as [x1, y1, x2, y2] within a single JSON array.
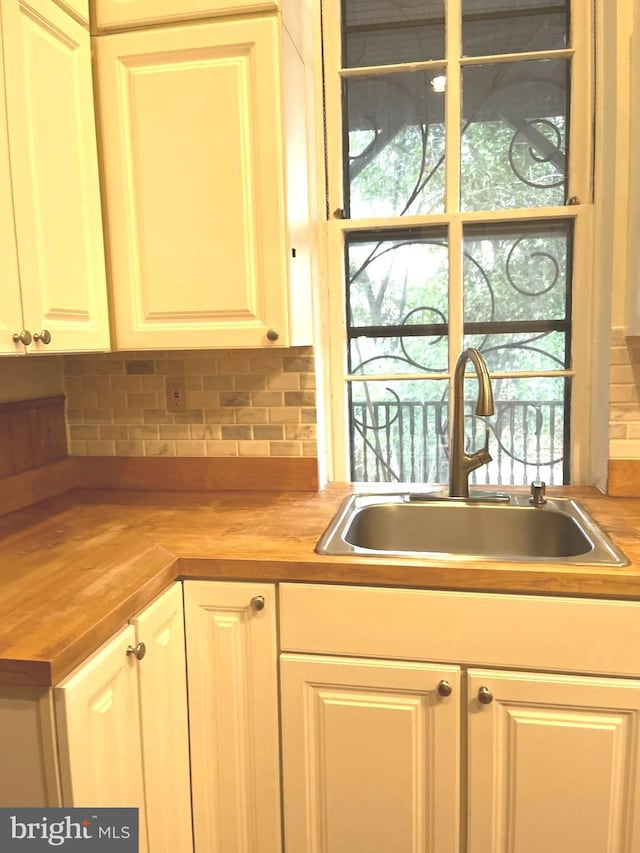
[[266, 329, 279, 342], [34, 329, 52, 345], [126, 641, 146, 661], [477, 686, 493, 705], [251, 595, 265, 612], [12, 330, 32, 346], [437, 679, 452, 697]]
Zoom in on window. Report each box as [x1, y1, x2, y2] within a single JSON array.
[[321, 0, 594, 485]]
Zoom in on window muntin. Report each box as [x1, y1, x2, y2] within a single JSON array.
[[325, 0, 591, 486]]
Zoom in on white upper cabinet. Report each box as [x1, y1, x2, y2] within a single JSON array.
[[96, 12, 312, 350], [94, 0, 279, 31], [0, 0, 110, 355]]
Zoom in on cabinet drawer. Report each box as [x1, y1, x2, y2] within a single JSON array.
[[279, 583, 640, 677]]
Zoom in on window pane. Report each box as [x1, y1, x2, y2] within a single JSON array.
[[343, 0, 445, 68], [467, 376, 569, 485], [347, 231, 449, 375], [463, 221, 571, 371], [461, 60, 568, 210], [462, 0, 569, 57], [349, 378, 449, 482], [346, 72, 446, 217]]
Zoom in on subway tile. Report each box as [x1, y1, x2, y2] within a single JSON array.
[[301, 408, 318, 424], [203, 375, 235, 391], [68, 440, 87, 455], [86, 440, 116, 456], [100, 425, 129, 440], [156, 359, 185, 375], [190, 423, 220, 440], [203, 407, 236, 424], [220, 391, 251, 407], [95, 359, 125, 375], [128, 425, 160, 440], [140, 375, 165, 392], [145, 440, 176, 456], [115, 440, 145, 456], [285, 423, 317, 440], [269, 440, 301, 457], [238, 440, 270, 456], [64, 357, 95, 376], [267, 372, 299, 391], [269, 406, 300, 424], [284, 391, 316, 407], [284, 356, 315, 372], [175, 440, 207, 456], [111, 375, 143, 392], [221, 425, 252, 440], [143, 408, 174, 424], [84, 408, 115, 424], [235, 374, 267, 391], [302, 441, 318, 456], [252, 390, 283, 407], [205, 440, 238, 456], [253, 425, 284, 440], [158, 424, 191, 439], [236, 407, 268, 424], [125, 359, 155, 375], [188, 390, 220, 410], [81, 375, 111, 392], [97, 391, 127, 408], [127, 392, 159, 409], [70, 425, 100, 440], [114, 408, 144, 424]]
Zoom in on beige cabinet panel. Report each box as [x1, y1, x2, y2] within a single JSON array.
[[0, 0, 109, 354], [281, 653, 461, 853], [467, 669, 640, 853], [97, 15, 309, 350], [131, 583, 193, 853], [184, 581, 281, 853], [55, 624, 149, 853], [0, 30, 23, 355], [95, 0, 278, 30]]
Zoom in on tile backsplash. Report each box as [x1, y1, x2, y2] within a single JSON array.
[[609, 327, 640, 458], [64, 348, 317, 458]]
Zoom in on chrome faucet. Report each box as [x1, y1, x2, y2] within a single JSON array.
[[449, 348, 494, 498]]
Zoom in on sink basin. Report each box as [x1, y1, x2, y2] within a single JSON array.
[[315, 493, 629, 565]]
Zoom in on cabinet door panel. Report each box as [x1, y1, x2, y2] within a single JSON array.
[[97, 17, 289, 350], [54, 625, 148, 853], [281, 654, 461, 853], [184, 581, 281, 853], [95, 0, 279, 30], [468, 669, 640, 853], [131, 584, 193, 853], [1, 0, 109, 353], [0, 28, 23, 355]]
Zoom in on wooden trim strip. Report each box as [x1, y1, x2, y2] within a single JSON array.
[[75, 456, 320, 492], [607, 459, 640, 497]]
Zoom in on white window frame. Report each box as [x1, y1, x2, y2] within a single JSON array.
[[315, 0, 597, 485]]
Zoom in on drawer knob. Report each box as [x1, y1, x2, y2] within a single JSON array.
[[251, 595, 266, 612], [266, 329, 279, 342], [126, 642, 146, 661], [12, 330, 32, 346], [437, 679, 452, 697], [34, 329, 52, 345], [478, 686, 493, 705]]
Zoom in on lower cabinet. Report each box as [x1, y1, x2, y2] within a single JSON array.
[[183, 581, 282, 853], [279, 583, 640, 853], [280, 654, 461, 853], [467, 668, 640, 853], [54, 583, 193, 853]]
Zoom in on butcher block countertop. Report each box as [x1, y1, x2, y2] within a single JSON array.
[[2, 483, 640, 687]]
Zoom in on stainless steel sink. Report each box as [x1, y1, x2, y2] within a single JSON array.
[[315, 493, 629, 565]]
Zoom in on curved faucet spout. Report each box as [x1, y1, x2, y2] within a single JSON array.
[[449, 348, 495, 498]]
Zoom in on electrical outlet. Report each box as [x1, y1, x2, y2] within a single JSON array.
[[165, 376, 188, 414]]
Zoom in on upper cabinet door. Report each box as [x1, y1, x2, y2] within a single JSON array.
[[0, 30, 24, 355], [95, 0, 279, 31], [467, 669, 640, 853], [1, 0, 110, 353], [96, 16, 293, 350]]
